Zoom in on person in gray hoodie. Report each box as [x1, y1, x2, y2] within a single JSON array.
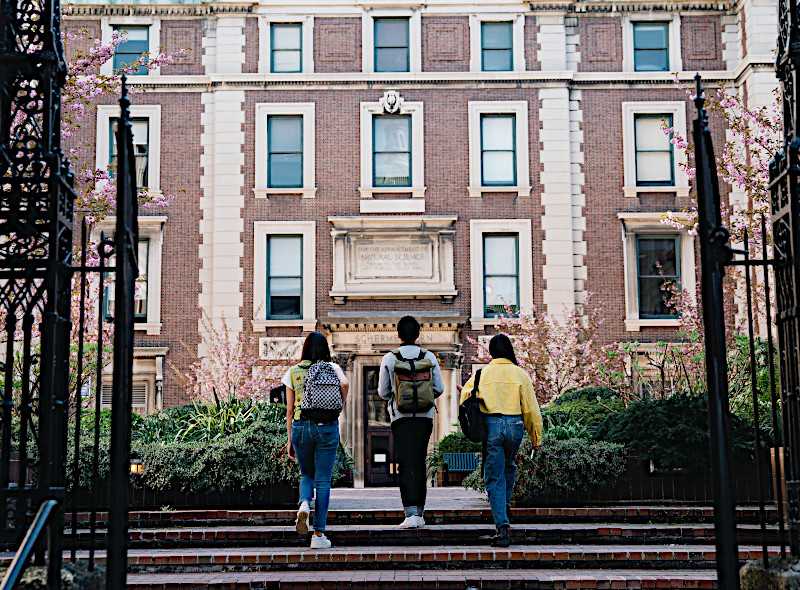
[[378, 315, 444, 528]]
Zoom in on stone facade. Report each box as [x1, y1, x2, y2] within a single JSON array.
[[63, 0, 776, 486]]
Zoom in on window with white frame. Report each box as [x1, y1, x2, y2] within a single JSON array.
[[622, 14, 681, 73], [470, 219, 533, 329], [622, 102, 688, 198], [102, 380, 150, 414], [360, 93, 424, 199], [469, 14, 525, 72], [97, 105, 162, 196], [100, 18, 160, 76], [619, 212, 696, 331], [253, 221, 316, 331], [468, 101, 530, 197], [259, 17, 314, 74], [362, 11, 421, 73], [254, 103, 316, 199], [93, 216, 166, 336]]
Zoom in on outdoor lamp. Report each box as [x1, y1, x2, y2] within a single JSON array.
[[130, 458, 144, 476]]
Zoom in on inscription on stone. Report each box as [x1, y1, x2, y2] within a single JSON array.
[[354, 242, 433, 279]]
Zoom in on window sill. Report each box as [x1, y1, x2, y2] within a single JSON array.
[[625, 318, 681, 332], [469, 185, 531, 198], [470, 316, 521, 331], [134, 322, 162, 336], [359, 186, 426, 199], [253, 187, 317, 199], [623, 185, 690, 198], [252, 319, 318, 332]]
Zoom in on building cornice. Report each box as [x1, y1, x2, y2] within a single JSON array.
[[529, 0, 733, 12], [63, 3, 256, 18]]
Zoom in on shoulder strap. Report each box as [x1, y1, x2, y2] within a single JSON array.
[[472, 369, 483, 398], [416, 349, 427, 361]]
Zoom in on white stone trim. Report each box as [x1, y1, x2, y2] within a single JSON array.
[[468, 13, 526, 73], [721, 14, 741, 71], [257, 15, 315, 74], [622, 13, 682, 73], [467, 100, 531, 198], [362, 8, 422, 73], [569, 88, 587, 309], [100, 16, 161, 76], [254, 102, 317, 199], [92, 215, 167, 336], [359, 199, 425, 213], [252, 221, 317, 332], [618, 212, 696, 332], [469, 219, 534, 331], [96, 104, 162, 196], [360, 95, 425, 199], [214, 17, 246, 75], [621, 101, 689, 198], [537, 14, 567, 72]]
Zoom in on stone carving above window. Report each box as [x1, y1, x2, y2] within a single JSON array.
[[259, 337, 304, 361], [329, 216, 457, 304]]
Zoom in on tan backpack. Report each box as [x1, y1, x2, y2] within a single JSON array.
[[392, 348, 435, 415]]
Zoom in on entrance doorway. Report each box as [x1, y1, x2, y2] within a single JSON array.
[[363, 366, 396, 486]]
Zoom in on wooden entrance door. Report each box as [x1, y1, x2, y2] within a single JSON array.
[[363, 366, 396, 487]]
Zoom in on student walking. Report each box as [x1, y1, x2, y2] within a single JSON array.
[[459, 334, 542, 547], [284, 331, 349, 550], [378, 315, 444, 529]]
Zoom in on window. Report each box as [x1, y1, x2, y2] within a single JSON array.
[[104, 239, 150, 323], [483, 234, 519, 318], [481, 22, 513, 71], [271, 23, 302, 73], [109, 118, 150, 188], [267, 115, 303, 188], [101, 381, 149, 413], [254, 103, 316, 198], [633, 22, 670, 72], [636, 235, 680, 319], [266, 235, 303, 319], [622, 102, 688, 198], [112, 25, 149, 75], [253, 221, 316, 331], [634, 114, 674, 186], [373, 115, 411, 187], [468, 101, 530, 197], [374, 18, 409, 72], [481, 114, 516, 186]]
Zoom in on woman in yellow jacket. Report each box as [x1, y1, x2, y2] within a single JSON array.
[[459, 334, 543, 547]]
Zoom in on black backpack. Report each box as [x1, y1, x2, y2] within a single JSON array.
[[459, 369, 485, 443]]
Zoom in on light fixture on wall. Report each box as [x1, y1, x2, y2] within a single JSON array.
[[130, 458, 144, 476]]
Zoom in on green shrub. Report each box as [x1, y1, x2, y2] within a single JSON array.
[[594, 394, 762, 470], [463, 437, 626, 504], [543, 412, 592, 441], [545, 387, 624, 433]]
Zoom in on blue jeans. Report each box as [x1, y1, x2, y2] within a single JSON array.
[[483, 414, 525, 528], [291, 420, 340, 533]]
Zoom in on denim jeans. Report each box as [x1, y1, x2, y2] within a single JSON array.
[[483, 414, 525, 528], [291, 419, 340, 533]]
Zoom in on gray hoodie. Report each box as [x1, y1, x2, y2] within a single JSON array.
[[377, 344, 445, 423]]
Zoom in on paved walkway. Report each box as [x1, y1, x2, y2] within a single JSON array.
[[330, 486, 488, 511]]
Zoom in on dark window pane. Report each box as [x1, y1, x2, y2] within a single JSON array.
[[482, 22, 512, 49], [638, 277, 672, 317], [112, 25, 149, 75], [375, 18, 409, 46], [267, 236, 302, 319], [636, 236, 680, 319], [375, 47, 409, 72], [270, 295, 302, 318], [638, 237, 678, 276]]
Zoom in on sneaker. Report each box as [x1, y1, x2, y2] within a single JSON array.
[[398, 516, 420, 529], [414, 515, 426, 528], [310, 533, 332, 550], [295, 501, 310, 535]]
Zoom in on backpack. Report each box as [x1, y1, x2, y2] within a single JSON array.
[[459, 369, 485, 443], [392, 348, 436, 415], [300, 361, 343, 423]]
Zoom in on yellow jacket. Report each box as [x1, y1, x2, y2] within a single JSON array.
[[459, 358, 543, 447]]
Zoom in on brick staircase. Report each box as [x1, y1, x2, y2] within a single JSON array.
[[1, 490, 781, 589]]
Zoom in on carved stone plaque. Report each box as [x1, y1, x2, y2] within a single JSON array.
[[329, 216, 457, 303], [259, 337, 303, 361]]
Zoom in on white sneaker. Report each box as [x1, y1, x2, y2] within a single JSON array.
[[398, 516, 420, 529], [310, 533, 332, 550], [295, 501, 310, 535], [414, 515, 426, 528]]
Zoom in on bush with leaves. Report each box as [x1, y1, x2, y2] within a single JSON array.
[[543, 386, 624, 434], [463, 437, 626, 504]]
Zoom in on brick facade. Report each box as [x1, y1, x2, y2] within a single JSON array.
[[62, 0, 775, 485]]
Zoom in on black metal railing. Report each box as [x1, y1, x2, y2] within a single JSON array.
[[0, 500, 58, 589]]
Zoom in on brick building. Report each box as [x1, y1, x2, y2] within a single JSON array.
[[63, 0, 776, 486]]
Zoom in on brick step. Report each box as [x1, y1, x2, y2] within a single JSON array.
[[11, 544, 776, 573], [65, 523, 781, 549], [126, 568, 719, 589], [70, 505, 777, 528]]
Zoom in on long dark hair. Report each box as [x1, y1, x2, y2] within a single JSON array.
[[488, 334, 518, 366], [301, 331, 332, 363]]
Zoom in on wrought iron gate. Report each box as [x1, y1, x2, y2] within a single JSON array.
[[0, 0, 139, 587]]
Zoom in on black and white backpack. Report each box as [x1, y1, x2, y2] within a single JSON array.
[[300, 362, 343, 423]]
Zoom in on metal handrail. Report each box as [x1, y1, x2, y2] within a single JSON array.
[[0, 500, 59, 590]]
